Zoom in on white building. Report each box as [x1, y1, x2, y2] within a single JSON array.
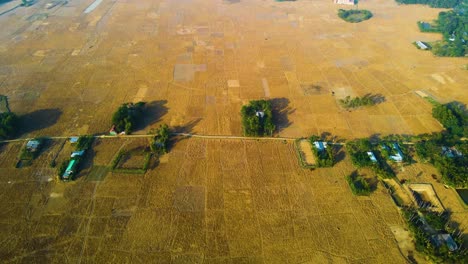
[[334, 0, 355, 5]]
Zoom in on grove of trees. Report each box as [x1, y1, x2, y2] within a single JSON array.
[[111, 102, 146, 134], [150, 124, 170, 154], [337, 9, 373, 23], [241, 100, 275, 136]]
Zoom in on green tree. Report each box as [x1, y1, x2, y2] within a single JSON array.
[[0, 112, 19, 139]]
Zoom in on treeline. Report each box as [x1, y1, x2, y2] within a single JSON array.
[[395, 0, 461, 8], [241, 100, 275, 137]]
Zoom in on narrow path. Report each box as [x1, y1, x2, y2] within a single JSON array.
[[0, 133, 421, 145]]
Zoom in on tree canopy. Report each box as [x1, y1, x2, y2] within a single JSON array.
[[241, 100, 275, 136], [111, 102, 146, 134], [0, 112, 19, 139]]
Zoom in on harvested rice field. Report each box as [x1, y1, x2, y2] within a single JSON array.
[[0, 138, 409, 262]]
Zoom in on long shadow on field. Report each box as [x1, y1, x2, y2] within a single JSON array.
[[271, 97, 294, 134], [169, 118, 202, 150], [334, 145, 346, 164], [136, 100, 168, 130], [19, 108, 62, 136], [173, 118, 202, 134], [364, 93, 386, 105]]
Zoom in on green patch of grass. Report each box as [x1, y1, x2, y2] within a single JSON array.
[[87, 166, 110, 181]]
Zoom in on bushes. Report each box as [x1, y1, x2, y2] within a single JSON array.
[[241, 100, 275, 136], [111, 149, 151, 174], [338, 9, 373, 23], [339, 95, 376, 109], [112, 102, 146, 134], [346, 172, 372, 196]]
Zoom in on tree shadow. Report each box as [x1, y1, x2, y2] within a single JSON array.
[[169, 118, 202, 150], [135, 100, 168, 131], [173, 118, 202, 134], [334, 145, 346, 163], [270, 98, 293, 133], [19, 108, 62, 136], [364, 93, 386, 104]]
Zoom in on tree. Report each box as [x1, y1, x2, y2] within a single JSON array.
[[0, 112, 19, 139], [151, 124, 170, 154]]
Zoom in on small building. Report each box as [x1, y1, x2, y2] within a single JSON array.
[[109, 125, 117, 136], [416, 41, 428, 50], [334, 0, 354, 5], [70, 137, 79, 144], [255, 111, 265, 118], [26, 140, 41, 152], [432, 234, 458, 251], [441, 146, 462, 158], [367, 151, 378, 163], [313, 141, 327, 152], [62, 159, 78, 181], [382, 143, 404, 162], [71, 150, 85, 158]]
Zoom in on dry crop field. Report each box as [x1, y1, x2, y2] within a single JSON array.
[[0, 137, 411, 263], [0, 0, 467, 262], [0, 0, 466, 138]]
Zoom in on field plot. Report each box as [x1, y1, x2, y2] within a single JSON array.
[[0, 138, 410, 262], [0, 0, 465, 139]]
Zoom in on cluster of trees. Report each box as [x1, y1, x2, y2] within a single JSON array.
[[346, 139, 395, 178], [150, 124, 170, 154], [415, 4, 467, 57], [395, 0, 461, 8], [241, 100, 275, 137], [112, 102, 146, 134], [346, 171, 372, 196], [337, 9, 373, 23], [402, 208, 466, 262], [339, 95, 376, 109], [308, 136, 335, 167], [432, 102, 467, 138], [415, 102, 467, 187], [0, 112, 19, 139], [416, 135, 467, 187], [431, 11, 467, 57]]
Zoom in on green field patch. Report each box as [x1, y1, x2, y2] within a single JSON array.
[[111, 147, 151, 174], [87, 166, 109, 181]]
